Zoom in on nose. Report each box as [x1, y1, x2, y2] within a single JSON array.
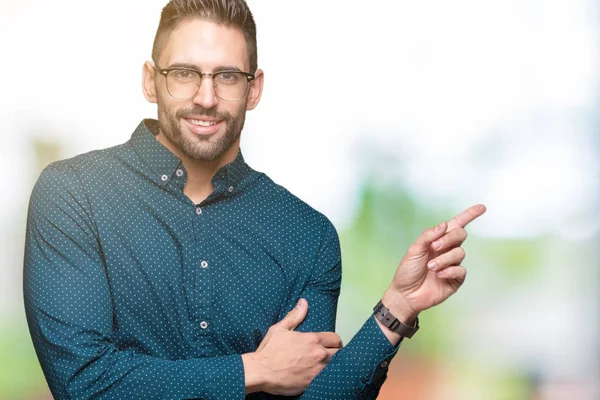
[[191, 76, 219, 109]]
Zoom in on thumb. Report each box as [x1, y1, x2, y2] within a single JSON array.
[[277, 298, 308, 331], [412, 220, 447, 252]]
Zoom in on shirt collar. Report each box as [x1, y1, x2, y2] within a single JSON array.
[[130, 119, 252, 191]]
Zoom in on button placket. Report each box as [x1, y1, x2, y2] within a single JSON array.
[[193, 208, 211, 340]]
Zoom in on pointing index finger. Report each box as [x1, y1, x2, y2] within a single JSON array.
[[447, 204, 486, 231]]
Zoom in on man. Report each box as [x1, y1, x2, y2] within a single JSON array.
[[23, 0, 486, 399]]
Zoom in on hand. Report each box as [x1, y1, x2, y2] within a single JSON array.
[[383, 204, 487, 324], [242, 299, 343, 396]]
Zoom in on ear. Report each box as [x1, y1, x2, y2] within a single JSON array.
[[246, 68, 264, 111], [142, 61, 158, 104]]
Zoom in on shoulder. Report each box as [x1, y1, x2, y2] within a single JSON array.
[[62, 142, 131, 175], [31, 143, 129, 207], [252, 172, 339, 241]]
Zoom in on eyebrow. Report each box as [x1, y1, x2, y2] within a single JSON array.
[[167, 62, 245, 73]]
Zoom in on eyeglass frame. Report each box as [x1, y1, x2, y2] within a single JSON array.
[[151, 62, 256, 102]]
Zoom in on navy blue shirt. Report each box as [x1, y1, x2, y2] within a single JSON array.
[[24, 119, 400, 399]]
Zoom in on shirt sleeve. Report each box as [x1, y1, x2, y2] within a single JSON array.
[[23, 162, 245, 400], [294, 217, 402, 400]]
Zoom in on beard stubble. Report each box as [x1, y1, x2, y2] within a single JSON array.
[[157, 101, 247, 162]]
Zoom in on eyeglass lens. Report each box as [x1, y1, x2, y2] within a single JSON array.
[[166, 70, 249, 101]]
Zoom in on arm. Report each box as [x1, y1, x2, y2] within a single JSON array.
[[238, 218, 395, 399], [295, 204, 486, 399], [295, 218, 400, 400], [23, 162, 245, 400]]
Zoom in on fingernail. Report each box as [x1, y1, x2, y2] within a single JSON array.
[[435, 222, 444, 233], [432, 240, 442, 250], [296, 298, 304, 308], [427, 260, 437, 271]]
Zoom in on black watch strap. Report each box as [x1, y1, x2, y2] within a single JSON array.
[[373, 300, 419, 338]]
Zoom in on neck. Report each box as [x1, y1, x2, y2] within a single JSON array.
[[156, 130, 240, 204]]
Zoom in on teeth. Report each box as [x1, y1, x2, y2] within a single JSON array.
[[187, 119, 218, 127]]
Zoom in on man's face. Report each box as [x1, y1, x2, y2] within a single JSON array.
[[150, 20, 259, 162]]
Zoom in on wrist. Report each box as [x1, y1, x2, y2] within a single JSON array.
[[382, 288, 419, 326], [242, 352, 269, 394]]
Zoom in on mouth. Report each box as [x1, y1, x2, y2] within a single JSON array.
[[182, 117, 224, 135]]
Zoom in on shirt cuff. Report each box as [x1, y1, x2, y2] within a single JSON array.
[[364, 315, 404, 388], [355, 315, 402, 387], [328, 314, 402, 397]]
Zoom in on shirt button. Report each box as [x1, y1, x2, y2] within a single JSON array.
[[176, 169, 184, 177], [161, 174, 168, 182], [200, 260, 208, 269], [196, 207, 202, 215], [200, 321, 209, 329], [228, 186, 234, 192], [380, 361, 389, 368]]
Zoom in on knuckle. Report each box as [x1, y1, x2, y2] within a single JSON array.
[[419, 228, 433, 241], [306, 333, 319, 344], [317, 347, 328, 362], [429, 225, 439, 236]]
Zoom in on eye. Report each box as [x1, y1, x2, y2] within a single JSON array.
[[216, 72, 241, 84], [171, 69, 197, 82]]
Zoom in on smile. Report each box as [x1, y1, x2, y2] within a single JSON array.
[[186, 119, 220, 127], [183, 117, 223, 136]]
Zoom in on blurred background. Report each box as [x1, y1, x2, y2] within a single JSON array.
[[1, 0, 598, 399]]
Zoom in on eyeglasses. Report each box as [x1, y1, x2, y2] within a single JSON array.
[[153, 63, 255, 102]]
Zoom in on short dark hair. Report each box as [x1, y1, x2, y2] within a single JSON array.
[[152, 0, 258, 73]]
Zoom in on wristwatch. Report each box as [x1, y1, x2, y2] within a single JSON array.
[[373, 300, 420, 338]]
